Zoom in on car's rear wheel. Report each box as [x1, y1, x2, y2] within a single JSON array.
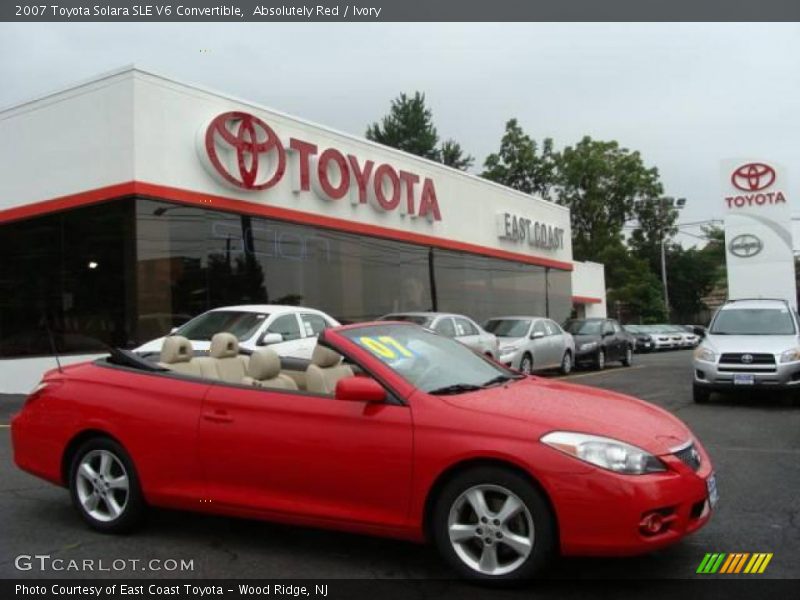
[[432, 467, 556, 583], [622, 346, 633, 367], [68, 437, 145, 533], [595, 349, 606, 370], [520, 353, 533, 375], [693, 384, 711, 404], [560, 351, 572, 375]]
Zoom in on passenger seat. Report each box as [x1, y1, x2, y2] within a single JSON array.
[[159, 336, 218, 379], [209, 332, 249, 383], [243, 348, 298, 390], [305, 345, 354, 395]]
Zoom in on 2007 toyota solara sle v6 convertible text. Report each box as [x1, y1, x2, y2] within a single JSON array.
[[11, 322, 717, 582]]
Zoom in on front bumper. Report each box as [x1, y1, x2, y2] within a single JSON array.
[[694, 358, 800, 389], [499, 349, 523, 369], [552, 444, 714, 556]]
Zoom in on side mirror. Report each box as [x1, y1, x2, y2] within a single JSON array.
[[531, 331, 545, 340], [169, 327, 178, 334], [335, 376, 386, 403], [258, 332, 283, 346], [696, 326, 707, 338]]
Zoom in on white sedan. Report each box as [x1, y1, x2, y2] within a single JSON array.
[[483, 316, 576, 375], [135, 305, 340, 360]]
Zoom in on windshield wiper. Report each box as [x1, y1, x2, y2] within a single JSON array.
[[428, 383, 485, 396], [482, 374, 523, 387]]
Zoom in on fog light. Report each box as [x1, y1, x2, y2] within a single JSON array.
[[695, 370, 706, 380]]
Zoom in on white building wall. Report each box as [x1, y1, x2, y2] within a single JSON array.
[[571, 261, 607, 318]]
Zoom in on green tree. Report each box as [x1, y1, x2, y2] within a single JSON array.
[[628, 198, 679, 275], [597, 242, 666, 323], [439, 139, 474, 171], [554, 137, 663, 262], [481, 119, 557, 198], [367, 92, 473, 171], [665, 244, 718, 322]]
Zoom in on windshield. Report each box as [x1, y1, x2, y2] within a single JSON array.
[[564, 320, 602, 335], [483, 319, 532, 337], [380, 314, 431, 326], [340, 324, 517, 393], [710, 308, 796, 336], [175, 311, 268, 341]]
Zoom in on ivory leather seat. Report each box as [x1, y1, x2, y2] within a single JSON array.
[[209, 332, 249, 383], [158, 336, 218, 379], [243, 348, 299, 390], [305, 345, 354, 395]]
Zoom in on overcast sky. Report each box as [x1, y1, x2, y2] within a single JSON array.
[[1, 22, 798, 246]]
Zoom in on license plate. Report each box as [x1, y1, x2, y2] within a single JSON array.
[[707, 473, 719, 509], [733, 373, 754, 385]]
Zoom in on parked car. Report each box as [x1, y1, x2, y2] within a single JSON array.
[[135, 305, 340, 361], [563, 318, 634, 369], [692, 298, 800, 403], [623, 324, 655, 353], [483, 316, 576, 374], [12, 322, 716, 582], [379, 312, 498, 357], [645, 325, 683, 351]]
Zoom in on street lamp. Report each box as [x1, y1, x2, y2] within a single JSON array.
[[658, 197, 687, 317]]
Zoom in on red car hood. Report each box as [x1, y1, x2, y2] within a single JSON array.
[[442, 377, 692, 455]]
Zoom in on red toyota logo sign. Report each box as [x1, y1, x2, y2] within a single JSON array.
[[205, 111, 286, 190], [731, 163, 776, 192]]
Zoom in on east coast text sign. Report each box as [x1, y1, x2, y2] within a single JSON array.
[[496, 212, 565, 251], [199, 111, 442, 222]]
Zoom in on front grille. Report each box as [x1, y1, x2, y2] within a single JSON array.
[[673, 443, 701, 471], [720, 353, 775, 365]]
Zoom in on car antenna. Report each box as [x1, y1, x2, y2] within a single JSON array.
[[44, 312, 63, 374]]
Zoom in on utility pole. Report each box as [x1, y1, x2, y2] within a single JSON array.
[[660, 234, 669, 318]]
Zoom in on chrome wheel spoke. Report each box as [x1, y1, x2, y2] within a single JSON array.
[[79, 462, 97, 483], [449, 523, 476, 544], [495, 495, 523, 524], [108, 475, 128, 491], [501, 531, 532, 557], [464, 488, 489, 518], [478, 543, 499, 573], [83, 491, 100, 512], [105, 494, 123, 518], [98, 452, 112, 477]]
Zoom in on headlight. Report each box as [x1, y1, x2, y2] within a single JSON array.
[[540, 431, 666, 475], [780, 348, 800, 363], [579, 341, 598, 351], [694, 346, 715, 362]]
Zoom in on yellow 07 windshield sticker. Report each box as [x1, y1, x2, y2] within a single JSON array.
[[358, 336, 414, 360]]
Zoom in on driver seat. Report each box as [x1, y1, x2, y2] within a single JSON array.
[[305, 345, 354, 395]]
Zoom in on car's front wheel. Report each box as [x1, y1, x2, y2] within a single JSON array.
[[432, 467, 556, 582], [560, 351, 572, 375], [693, 384, 711, 404], [622, 345, 633, 367], [519, 353, 533, 375], [595, 348, 606, 370], [68, 437, 145, 533]]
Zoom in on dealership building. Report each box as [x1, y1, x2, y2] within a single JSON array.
[[0, 67, 606, 392]]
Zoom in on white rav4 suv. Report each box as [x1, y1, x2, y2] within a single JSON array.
[[692, 298, 800, 403]]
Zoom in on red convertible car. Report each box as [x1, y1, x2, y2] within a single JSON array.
[[11, 322, 716, 582]]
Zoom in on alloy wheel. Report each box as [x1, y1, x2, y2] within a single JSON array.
[[75, 449, 130, 522], [561, 352, 572, 374], [520, 355, 533, 375], [447, 484, 535, 576]]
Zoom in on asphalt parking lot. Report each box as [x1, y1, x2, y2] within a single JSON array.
[[1, 349, 798, 580]]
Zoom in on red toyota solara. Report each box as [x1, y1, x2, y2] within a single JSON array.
[[12, 322, 716, 582]]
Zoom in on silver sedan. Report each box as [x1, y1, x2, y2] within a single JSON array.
[[483, 316, 576, 375], [378, 312, 499, 358]]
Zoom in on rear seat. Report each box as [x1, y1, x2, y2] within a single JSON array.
[[243, 348, 299, 390], [208, 332, 249, 383], [159, 336, 219, 379]]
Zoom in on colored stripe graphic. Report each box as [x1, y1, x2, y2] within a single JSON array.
[[697, 553, 726, 573], [698, 552, 773, 574]]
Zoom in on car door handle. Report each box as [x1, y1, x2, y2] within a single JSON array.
[[202, 409, 234, 424]]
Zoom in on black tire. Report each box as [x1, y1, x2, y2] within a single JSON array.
[[432, 466, 557, 583], [621, 345, 633, 367], [560, 351, 573, 375], [594, 349, 606, 370], [68, 437, 146, 533], [693, 384, 711, 405], [519, 353, 533, 375]]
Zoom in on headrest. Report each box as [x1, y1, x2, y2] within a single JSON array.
[[161, 336, 193, 364], [248, 348, 281, 381], [210, 332, 239, 359], [312, 344, 343, 368]]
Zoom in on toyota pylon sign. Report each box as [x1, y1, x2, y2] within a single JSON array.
[[721, 159, 796, 308]]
